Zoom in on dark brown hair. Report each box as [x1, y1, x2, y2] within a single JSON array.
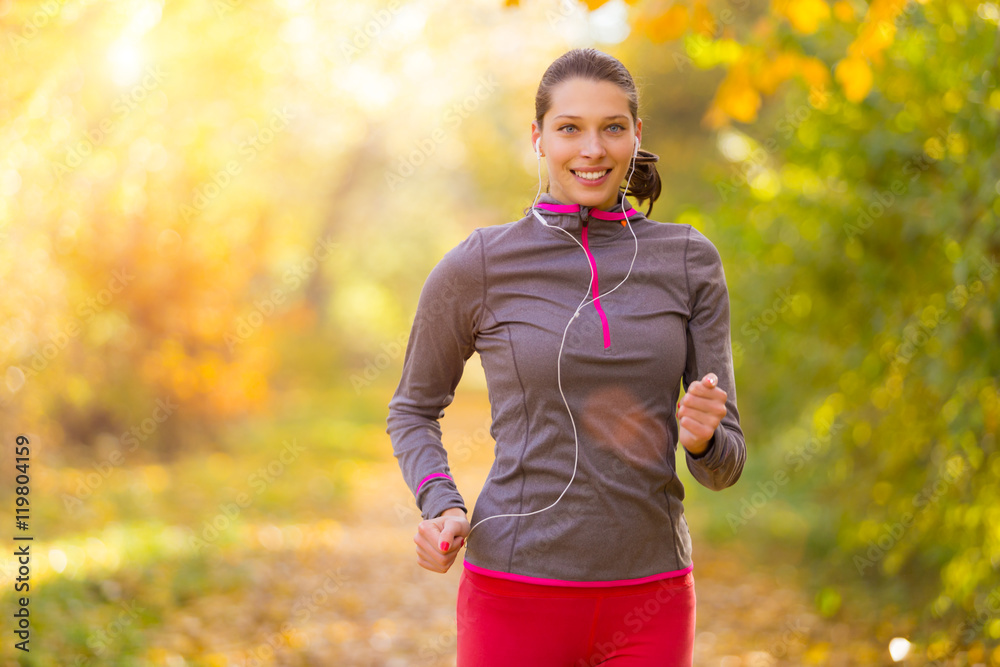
[[535, 48, 662, 216]]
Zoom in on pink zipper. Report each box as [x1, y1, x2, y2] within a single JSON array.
[[580, 223, 611, 349]]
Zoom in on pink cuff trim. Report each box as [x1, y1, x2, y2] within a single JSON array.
[[461, 559, 693, 587], [416, 472, 453, 495]]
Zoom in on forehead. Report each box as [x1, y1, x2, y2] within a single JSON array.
[[544, 78, 632, 123]]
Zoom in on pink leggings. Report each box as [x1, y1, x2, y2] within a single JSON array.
[[456, 566, 696, 666]]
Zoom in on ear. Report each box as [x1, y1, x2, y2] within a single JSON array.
[[635, 118, 643, 152], [530, 121, 542, 157]]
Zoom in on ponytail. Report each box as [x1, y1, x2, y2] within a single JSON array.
[[624, 148, 661, 216]]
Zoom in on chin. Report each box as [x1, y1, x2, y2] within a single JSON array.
[[562, 184, 616, 208], [579, 191, 616, 209]]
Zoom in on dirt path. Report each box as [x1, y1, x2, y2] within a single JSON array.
[[307, 454, 872, 667], [241, 390, 882, 666]]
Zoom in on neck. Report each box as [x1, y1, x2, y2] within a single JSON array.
[[531, 192, 642, 240]]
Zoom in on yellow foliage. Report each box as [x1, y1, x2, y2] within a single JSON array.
[[753, 50, 799, 95], [943, 88, 965, 113], [197, 356, 221, 385], [835, 55, 873, 102], [805, 641, 833, 663], [848, 0, 907, 60], [833, 0, 855, 22], [868, 0, 909, 22], [142, 465, 171, 494], [799, 56, 831, 89], [691, 0, 715, 36], [711, 61, 762, 124], [924, 135, 945, 161], [773, 51, 800, 80], [583, 0, 612, 9], [751, 15, 774, 40], [773, 0, 831, 34], [701, 103, 730, 130], [853, 20, 897, 57], [644, 3, 689, 43]]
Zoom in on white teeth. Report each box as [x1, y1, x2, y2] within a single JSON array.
[[574, 170, 608, 180]]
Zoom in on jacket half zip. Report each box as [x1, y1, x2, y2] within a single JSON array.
[[580, 220, 611, 349]]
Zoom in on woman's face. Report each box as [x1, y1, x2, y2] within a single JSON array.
[[531, 77, 641, 211]]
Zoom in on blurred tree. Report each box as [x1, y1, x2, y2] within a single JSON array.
[[558, 0, 1000, 656]]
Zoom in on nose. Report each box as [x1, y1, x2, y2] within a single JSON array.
[[579, 132, 607, 159]]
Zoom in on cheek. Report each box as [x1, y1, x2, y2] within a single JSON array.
[[551, 150, 574, 171]]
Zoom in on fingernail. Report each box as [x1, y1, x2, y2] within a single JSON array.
[[440, 541, 450, 551], [459, 537, 465, 547]]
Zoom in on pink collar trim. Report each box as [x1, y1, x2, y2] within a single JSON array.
[[535, 201, 638, 221]]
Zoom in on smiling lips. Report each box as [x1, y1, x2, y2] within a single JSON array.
[[572, 168, 610, 183]]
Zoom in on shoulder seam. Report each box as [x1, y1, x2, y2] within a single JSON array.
[[475, 228, 487, 331]]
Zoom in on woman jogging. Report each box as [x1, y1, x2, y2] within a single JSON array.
[[386, 48, 747, 666]]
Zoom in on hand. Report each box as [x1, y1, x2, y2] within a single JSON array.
[[414, 507, 471, 573], [677, 373, 727, 456]]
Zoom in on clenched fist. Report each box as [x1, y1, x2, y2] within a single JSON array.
[[677, 373, 727, 456], [414, 507, 471, 573]]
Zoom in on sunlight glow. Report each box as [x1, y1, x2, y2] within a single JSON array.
[[337, 62, 397, 111], [978, 3, 1000, 24], [750, 167, 781, 200], [590, 0, 631, 44], [387, 3, 427, 41], [48, 548, 68, 574], [107, 0, 161, 85], [281, 14, 316, 44], [107, 40, 145, 86], [889, 637, 911, 661], [718, 128, 752, 162]]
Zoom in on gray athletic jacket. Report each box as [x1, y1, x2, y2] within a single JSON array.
[[386, 192, 746, 585]]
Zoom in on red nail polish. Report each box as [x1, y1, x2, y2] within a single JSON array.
[[440, 541, 450, 551]]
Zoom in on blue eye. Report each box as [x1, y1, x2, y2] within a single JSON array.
[[558, 125, 577, 133], [608, 123, 625, 132]]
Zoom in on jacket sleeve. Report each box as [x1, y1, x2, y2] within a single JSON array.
[[386, 229, 484, 520], [681, 226, 747, 491]]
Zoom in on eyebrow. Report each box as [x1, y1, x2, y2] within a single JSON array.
[[552, 114, 630, 121]]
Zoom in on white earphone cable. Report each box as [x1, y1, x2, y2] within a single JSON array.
[[464, 136, 641, 543]]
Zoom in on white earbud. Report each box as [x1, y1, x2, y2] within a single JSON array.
[[535, 138, 542, 158], [633, 138, 639, 158]]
